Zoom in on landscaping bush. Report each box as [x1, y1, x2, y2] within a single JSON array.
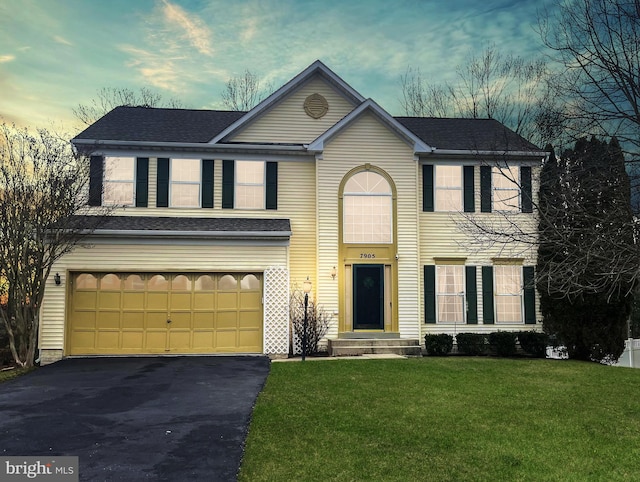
[[455, 333, 488, 356], [518, 331, 548, 358], [489, 331, 518, 357], [424, 334, 453, 356]]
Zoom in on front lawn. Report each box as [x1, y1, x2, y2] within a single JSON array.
[[239, 358, 640, 481]]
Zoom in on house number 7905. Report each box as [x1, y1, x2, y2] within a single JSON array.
[[360, 253, 376, 258]]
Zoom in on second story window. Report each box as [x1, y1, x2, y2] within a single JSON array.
[[343, 170, 393, 244], [492, 166, 520, 212], [435, 166, 462, 211], [236, 161, 265, 209], [170, 159, 200, 208], [103, 157, 135, 206]]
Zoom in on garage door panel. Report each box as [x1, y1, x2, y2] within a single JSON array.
[[68, 272, 263, 355], [97, 312, 120, 329]]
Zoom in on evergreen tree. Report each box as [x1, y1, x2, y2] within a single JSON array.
[[537, 137, 636, 362]]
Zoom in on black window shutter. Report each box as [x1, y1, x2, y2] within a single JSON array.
[[88, 156, 103, 206], [482, 266, 495, 324], [480, 166, 492, 213], [266, 162, 278, 210], [523, 266, 536, 324], [202, 159, 214, 208], [465, 266, 478, 324], [135, 157, 149, 207], [463, 166, 475, 212], [222, 160, 234, 209], [424, 265, 436, 323], [422, 165, 434, 212], [156, 158, 169, 208], [521, 166, 533, 213]]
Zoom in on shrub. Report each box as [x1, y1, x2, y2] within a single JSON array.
[[489, 331, 518, 357], [456, 333, 488, 356], [424, 334, 453, 356], [290, 289, 334, 356], [518, 331, 548, 358]]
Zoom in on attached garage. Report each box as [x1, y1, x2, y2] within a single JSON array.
[[67, 271, 263, 355]]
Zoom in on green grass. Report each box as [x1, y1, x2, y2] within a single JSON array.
[[239, 358, 640, 482]]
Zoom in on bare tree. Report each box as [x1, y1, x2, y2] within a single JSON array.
[[0, 124, 113, 367], [73, 87, 185, 126], [538, 0, 640, 156], [221, 70, 274, 111], [400, 45, 555, 147]]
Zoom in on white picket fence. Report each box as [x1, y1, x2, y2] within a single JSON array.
[[615, 338, 640, 368]]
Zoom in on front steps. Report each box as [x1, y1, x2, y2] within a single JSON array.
[[328, 336, 422, 357]]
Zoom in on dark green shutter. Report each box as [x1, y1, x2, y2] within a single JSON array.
[[463, 166, 475, 212], [135, 157, 149, 207], [156, 158, 169, 208], [222, 160, 234, 209], [521, 166, 533, 213], [88, 155, 103, 206], [465, 266, 478, 324], [201, 159, 214, 208], [482, 266, 495, 324], [266, 162, 278, 210], [424, 265, 436, 323], [480, 166, 492, 213], [422, 165, 434, 212], [523, 266, 536, 324]]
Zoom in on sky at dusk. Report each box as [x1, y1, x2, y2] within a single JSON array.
[[0, 0, 554, 134]]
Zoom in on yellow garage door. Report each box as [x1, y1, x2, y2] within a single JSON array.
[[68, 272, 263, 355]]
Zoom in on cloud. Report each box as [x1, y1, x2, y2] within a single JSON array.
[[0, 54, 15, 63], [53, 35, 73, 46], [160, 0, 213, 56]]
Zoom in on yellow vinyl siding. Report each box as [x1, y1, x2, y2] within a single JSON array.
[[318, 112, 420, 338], [41, 244, 287, 351], [230, 77, 357, 144]]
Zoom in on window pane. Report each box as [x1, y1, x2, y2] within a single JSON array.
[[236, 161, 264, 184], [236, 185, 264, 209], [172, 275, 191, 291], [218, 274, 237, 290], [104, 182, 134, 205], [493, 166, 519, 189], [171, 159, 200, 182], [195, 275, 214, 291], [493, 166, 520, 212], [105, 157, 134, 182], [171, 183, 199, 208], [435, 166, 462, 211], [100, 273, 120, 290], [76, 273, 97, 289], [148, 275, 169, 291], [436, 166, 462, 188], [344, 171, 391, 194], [435, 189, 462, 211], [241, 274, 260, 290], [495, 265, 523, 323], [123, 274, 144, 290], [343, 172, 393, 244], [437, 265, 465, 323]]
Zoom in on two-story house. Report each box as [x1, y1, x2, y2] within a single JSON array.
[[38, 60, 546, 364]]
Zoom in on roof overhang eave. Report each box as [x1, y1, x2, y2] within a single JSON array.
[[430, 149, 549, 158], [81, 229, 292, 241]]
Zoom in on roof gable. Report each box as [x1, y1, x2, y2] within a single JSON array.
[[209, 60, 365, 144], [308, 99, 432, 154]]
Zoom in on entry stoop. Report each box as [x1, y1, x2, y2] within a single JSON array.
[[328, 337, 422, 357]]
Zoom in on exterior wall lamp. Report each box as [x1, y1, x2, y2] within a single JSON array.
[[302, 277, 312, 361], [54, 273, 61, 286], [331, 266, 337, 280]]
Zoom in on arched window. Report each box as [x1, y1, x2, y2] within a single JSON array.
[[343, 171, 392, 244]]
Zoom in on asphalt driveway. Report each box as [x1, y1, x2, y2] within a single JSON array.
[[0, 356, 270, 481]]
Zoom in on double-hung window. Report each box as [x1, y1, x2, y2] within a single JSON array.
[[103, 157, 135, 206], [435, 166, 463, 211], [436, 265, 465, 323], [170, 158, 200, 208], [494, 265, 523, 323], [235, 161, 265, 209], [492, 166, 520, 212]]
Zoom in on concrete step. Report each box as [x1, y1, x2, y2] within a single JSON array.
[[328, 338, 422, 357]]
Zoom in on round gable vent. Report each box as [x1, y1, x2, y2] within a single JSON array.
[[304, 93, 329, 119]]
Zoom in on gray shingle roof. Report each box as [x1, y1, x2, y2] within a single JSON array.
[[73, 215, 291, 234], [74, 107, 246, 143], [73, 106, 540, 151]]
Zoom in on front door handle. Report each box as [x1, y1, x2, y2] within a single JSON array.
[[167, 319, 172, 324]]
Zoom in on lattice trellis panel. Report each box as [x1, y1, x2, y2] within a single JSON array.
[[263, 266, 290, 355]]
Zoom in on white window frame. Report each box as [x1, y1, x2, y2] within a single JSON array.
[[235, 160, 265, 210], [343, 171, 393, 244], [436, 265, 466, 323], [492, 166, 520, 212], [103, 157, 135, 206], [170, 158, 201, 208], [435, 165, 463, 212], [494, 265, 524, 323]]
